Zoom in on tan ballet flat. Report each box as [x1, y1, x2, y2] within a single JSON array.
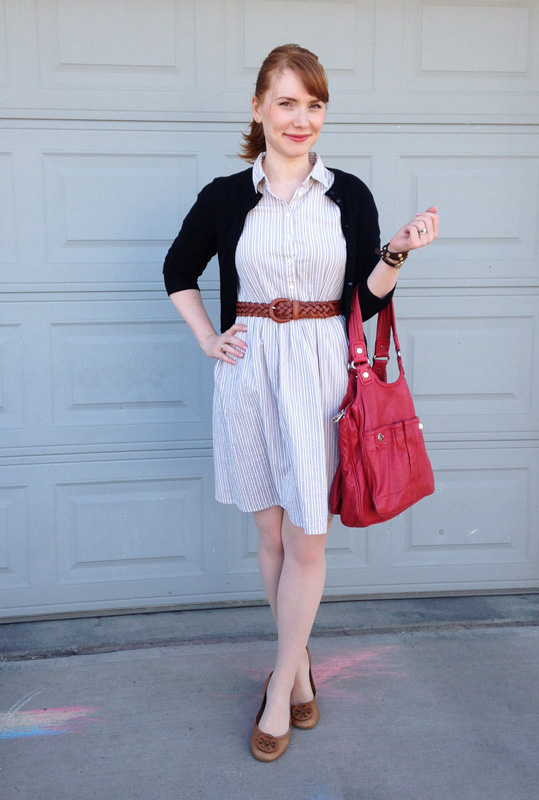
[[250, 672, 292, 762], [290, 646, 319, 730]]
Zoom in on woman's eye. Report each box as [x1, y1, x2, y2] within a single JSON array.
[[279, 101, 292, 107], [310, 103, 323, 110]]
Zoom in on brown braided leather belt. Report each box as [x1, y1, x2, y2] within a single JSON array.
[[236, 298, 342, 324]]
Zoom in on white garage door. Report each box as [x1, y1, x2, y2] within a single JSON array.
[[1, 0, 538, 619]]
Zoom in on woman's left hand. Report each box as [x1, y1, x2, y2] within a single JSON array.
[[388, 206, 439, 254]]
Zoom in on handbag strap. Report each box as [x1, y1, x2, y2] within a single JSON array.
[[348, 289, 403, 383]]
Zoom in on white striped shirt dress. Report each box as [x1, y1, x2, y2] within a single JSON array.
[[213, 153, 350, 535]]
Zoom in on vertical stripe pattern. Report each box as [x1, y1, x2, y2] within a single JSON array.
[[213, 153, 349, 535]]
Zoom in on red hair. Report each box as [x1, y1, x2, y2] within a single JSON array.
[[240, 44, 329, 163]]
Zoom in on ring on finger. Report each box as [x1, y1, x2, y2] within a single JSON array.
[[419, 227, 427, 235], [220, 343, 226, 353]]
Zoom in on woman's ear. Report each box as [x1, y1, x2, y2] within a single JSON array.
[[252, 96, 262, 124]]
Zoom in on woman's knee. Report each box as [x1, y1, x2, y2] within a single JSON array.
[[284, 530, 327, 569], [254, 506, 284, 554]]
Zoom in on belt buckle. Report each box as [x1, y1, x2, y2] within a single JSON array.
[[268, 298, 292, 323]]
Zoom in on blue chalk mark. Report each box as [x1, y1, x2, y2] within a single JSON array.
[[0, 728, 70, 739]]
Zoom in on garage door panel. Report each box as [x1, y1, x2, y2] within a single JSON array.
[[0, 298, 216, 450], [36, 0, 197, 91], [0, 323, 25, 430], [0, 456, 225, 617], [397, 154, 539, 266], [324, 520, 371, 570], [418, 4, 530, 75], [42, 152, 198, 265], [393, 295, 538, 436], [224, 508, 259, 578], [232, 0, 375, 92], [322, 446, 539, 595], [0, 0, 6, 88], [0, 485, 30, 590], [54, 474, 205, 586], [401, 1, 536, 91], [399, 0, 539, 119], [0, 127, 236, 286], [49, 320, 205, 429], [407, 313, 533, 412], [392, 450, 536, 568], [0, 151, 17, 262]]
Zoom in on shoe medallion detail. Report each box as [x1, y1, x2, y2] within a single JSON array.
[[255, 734, 277, 752], [292, 703, 313, 721]]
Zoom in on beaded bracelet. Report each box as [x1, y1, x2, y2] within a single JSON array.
[[376, 243, 409, 269]]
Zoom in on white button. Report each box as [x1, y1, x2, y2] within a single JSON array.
[[362, 371, 369, 379], [356, 347, 363, 354]]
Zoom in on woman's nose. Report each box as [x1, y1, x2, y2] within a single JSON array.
[[293, 108, 308, 127]]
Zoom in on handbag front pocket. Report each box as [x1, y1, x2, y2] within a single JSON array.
[[362, 417, 424, 517]]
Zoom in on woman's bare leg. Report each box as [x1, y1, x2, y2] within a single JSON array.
[[254, 507, 316, 712], [254, 506, 285, 623], [254, 509, 328, 736]]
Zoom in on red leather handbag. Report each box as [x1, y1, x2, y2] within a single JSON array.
[[330, 290, 435, 527]]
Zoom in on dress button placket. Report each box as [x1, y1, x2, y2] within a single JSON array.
[[284, 201, 296, 299]]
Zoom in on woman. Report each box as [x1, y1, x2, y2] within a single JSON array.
[[163, 44, 438, 761]]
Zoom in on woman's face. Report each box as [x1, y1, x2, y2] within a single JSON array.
[[252, 68, 326, 162]]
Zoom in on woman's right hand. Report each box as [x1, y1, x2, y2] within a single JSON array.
[[202, 323, 248, 365]]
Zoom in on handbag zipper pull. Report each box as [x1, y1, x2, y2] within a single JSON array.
[[332, 407, 347, 424]]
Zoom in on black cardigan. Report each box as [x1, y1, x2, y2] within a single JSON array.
[[163, 166, 393, 333]]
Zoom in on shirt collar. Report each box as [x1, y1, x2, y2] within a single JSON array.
[[252, 152, 332, 192]]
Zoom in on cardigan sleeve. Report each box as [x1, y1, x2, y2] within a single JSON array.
[[163, 180, 218, 296], [355, 181, 395, 322]]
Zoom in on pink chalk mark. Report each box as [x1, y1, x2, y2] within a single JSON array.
[[30, 706, 96, 718], [0, 705, 99, 737], [314, 647, 405, 696], [239, 645, 405, 702]]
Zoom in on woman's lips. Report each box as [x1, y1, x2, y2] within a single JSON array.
[[284, 134, 310, 142]]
